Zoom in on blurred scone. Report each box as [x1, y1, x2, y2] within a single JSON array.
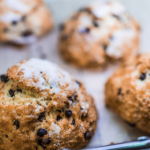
[[0, 0, 53, 44], [105, 53, 150, 133], [59, 0, 140, 69], [0, 58, 97, 150]]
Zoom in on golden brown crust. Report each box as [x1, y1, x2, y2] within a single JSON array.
[[59, 0, 140, 69], [105, 53, 150, 133], [0, 59, 98, 150], [0, 0, 53, 44]]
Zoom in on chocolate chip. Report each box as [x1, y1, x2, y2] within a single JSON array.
[[59, 24, 65, 31], [3, 28, 9, 33], [38, 138, 50, 148], [112, 14, 120, 20], [117, 88, 122, 95], [125, 121, 136, 127], [79, 27, 90, 34], [0, 75, 9, 83], [65, 110, 72, 118], [21, 15, 26, 21], [56, 116, 62, 121], [82, 113, 88, 119], [68, 97, 73, 102], [14, 119, 20, 129], [84, 131, 92, 140], [5, 135, 8, 138], [9, 89, 15, 97], [57, 110, 61, 113], [139, 73, 146, 80], [37, 129, 47, 137], [37, 139, 46, 149], [93, 21, 99, 27], [11, 20, 18, 25], [38, 112, 45, 121], [103, 44, 108, 51], [72, 119, 75, 125], [75, 80, 81, 86], [42, 138, 51, 145], [73, 95, 77, 101], [21, 30, 32, 37], [16, 89, 22, 93], [38, 139, 42, 144]]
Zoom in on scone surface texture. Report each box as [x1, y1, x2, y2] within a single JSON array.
[[59, 0, 139, 69], [0, 0, 53, 44], [105, 53, 150, 133], [0, 58, 97, 150]]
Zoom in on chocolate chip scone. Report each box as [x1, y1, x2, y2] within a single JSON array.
[[0, 0, 53, 45], [105, 53, 150, 133], [0, 58, 97, 150], [59, 0, 139, 69]]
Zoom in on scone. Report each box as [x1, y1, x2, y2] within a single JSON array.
[[0, 58, 97, 150], [105, 53, 150, 133], [0, 0, 53, 45], [59, 0, 140, 69]]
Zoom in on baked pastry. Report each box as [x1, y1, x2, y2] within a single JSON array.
[[59, 0, 140, 69], [0, 58, 97, 150], [105, 53, 150, 133], [0, 0, 53, 45]]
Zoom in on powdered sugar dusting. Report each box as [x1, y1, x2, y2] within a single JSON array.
[[81, 102, 89, 113], [111, 0, 126, 15], [91, 3, 111, 18], [53, 101, 57, 106], [0, 12, 21, 23], [78, 90, 89, 112], [135, 70, 150, 90], [49, 122, 61, 136], [90, 0, 126, 18], [35, 106, 43, 113], [106, 29, 135, 58], [3, 0, 34, 13], [18, 58, 78, 94], [0, 0, 37, 23]]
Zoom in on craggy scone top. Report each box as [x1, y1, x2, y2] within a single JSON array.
[[0, 58, 97, 150], [59, 0, 139, 68], [105, 54, 150, 133], [0, 0, 53, 44]]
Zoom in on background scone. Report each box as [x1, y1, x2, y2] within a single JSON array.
[[105, 53, 150, 133], [0, 58, 97, 150], [0, 0, 53, 45], [59, 0, 140, 69]]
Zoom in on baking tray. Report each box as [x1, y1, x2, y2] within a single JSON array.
[[0, 0, 150, 148]]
